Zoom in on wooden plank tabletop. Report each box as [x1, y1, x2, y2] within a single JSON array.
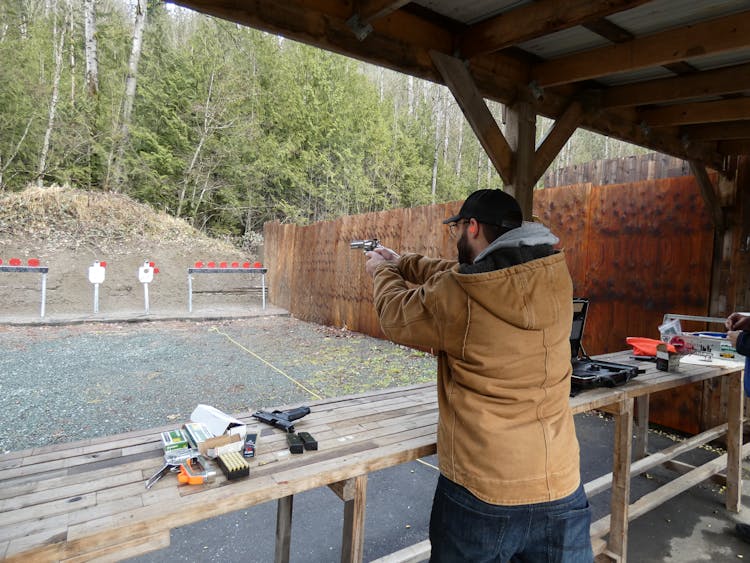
[[0, 385, 438, 562], [0, 355, 742, 562]]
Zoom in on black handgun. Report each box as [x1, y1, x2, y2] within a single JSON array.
[[252, 406, 310, 433], [350, 239, 380, 252]]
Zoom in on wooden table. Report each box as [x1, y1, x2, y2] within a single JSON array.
[[0, 353, 743, 563]]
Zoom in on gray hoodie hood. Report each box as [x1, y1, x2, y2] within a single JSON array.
[[474, 221, 559, 263]]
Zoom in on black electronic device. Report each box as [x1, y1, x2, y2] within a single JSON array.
[[570, 298, 642, 392]]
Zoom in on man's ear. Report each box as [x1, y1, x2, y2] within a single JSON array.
[[468, 218, 478, 236]]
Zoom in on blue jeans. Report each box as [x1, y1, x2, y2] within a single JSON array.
[[429, 474, 593, 563]]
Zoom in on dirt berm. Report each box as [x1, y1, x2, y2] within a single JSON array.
[[0, 185, 264, 317]]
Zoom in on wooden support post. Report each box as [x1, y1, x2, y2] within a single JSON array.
[[689, 160, 725, 233], [505, 99, 537, 219], [725, 370, 743, 512], [275, 495, 294, 563], [633, 395, 649, 460], [341, 475, 368, 563], [429, 50, 514, 185], [609, 397, 633, 562]]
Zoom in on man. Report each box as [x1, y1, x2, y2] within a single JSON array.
[[726, 312, 750, 544], [364, 189, 592, 562]]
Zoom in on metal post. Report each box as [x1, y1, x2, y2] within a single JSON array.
[[40, 272, 47, 318], [262, 272, 266, 309], [144, 283, 150, 314], [188, 274, 193, 313], [94, 283, 100, 314]]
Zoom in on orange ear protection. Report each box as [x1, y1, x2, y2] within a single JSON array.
[[469, 223, 477, 235]]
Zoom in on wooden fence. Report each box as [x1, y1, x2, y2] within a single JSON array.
[[543, 153, 691, 188], [265, 175, 713, 351], [264, 175, 717, 432]]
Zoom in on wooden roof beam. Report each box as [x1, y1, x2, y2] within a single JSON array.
[[640, 97, 750, 127], [347, 0, 411, 39], [532, 10, 750, 87], [459, 0, 649, 59], [603, 62, 750, 108], [430, 51, 514, 185], [355, 0, 410, 25], [718, 140, 750, 155], [682, 121, 750, 142]]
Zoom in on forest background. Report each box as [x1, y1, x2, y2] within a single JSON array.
[[0, 0, 647, 248]]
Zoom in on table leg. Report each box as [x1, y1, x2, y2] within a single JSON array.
[[726, 370, 744, 512], [633, 395, 649, 460], [275, 495, 294, 563], [608, 397, 634, 562], [341, 475, 368, 563]]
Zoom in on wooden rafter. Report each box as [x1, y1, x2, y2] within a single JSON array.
[[459, 0, 649, 59], [718, 140, 750, 155], [532, 10, 750, 87], [640, 97, 750, 127], [430, 50, 514, 185], [532, 100, 583, 185], [603, 62, 750, 108], [682, 121, 750, 141], [354, 0, 410, 25]]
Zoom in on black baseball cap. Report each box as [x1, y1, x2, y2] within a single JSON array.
[[443, 189, 523, 230]]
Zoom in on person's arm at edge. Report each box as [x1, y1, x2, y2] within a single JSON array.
[[736, 330, 750, 357]]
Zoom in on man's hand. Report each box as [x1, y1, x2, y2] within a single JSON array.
[[726, 313, 750, 331], [727, 330, 740, 348], [365, 247, 399, 277]]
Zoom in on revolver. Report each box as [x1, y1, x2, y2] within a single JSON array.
[[350, 239, 380, 252]]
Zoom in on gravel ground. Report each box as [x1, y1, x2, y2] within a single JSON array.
[[0, 316, 436, 453]]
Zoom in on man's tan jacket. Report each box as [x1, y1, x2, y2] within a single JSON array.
[[372, 251, 580, 505]]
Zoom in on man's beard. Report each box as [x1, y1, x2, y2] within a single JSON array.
[[457, 231, 474, 264]]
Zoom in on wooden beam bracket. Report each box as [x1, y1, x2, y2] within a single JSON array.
[[430, 50, 514, 184]]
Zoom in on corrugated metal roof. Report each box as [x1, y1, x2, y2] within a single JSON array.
[[411, 0, 532, 25], [517, 26, 609, 59], [606, 0, 750, 36]]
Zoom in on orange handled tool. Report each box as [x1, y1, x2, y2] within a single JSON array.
[[177, 457, 216, 486]]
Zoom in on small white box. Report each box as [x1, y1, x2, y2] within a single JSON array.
[[191, 404, 246, 440]]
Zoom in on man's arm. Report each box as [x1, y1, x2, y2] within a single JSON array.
[[370, 262, 445, 351], [396, 253, 457, 285]]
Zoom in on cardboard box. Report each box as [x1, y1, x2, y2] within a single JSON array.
[[190, 404, 246, 440], [200, 433, 243, 458], [183, 422, 214, 448], [656, 343, 681, 372], [161, 428, 189, 451]]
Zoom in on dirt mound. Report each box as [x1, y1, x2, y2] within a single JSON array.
[[0, 185, 263, 316]]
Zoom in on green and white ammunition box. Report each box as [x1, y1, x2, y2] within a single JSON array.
[[161, 428, 189, 451], [183, 422, 213, 448]]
